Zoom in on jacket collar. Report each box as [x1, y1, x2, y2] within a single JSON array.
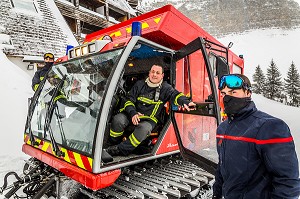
[[228, 101, 257, 122]]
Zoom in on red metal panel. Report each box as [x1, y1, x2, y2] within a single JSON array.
[[22, 144, 121, 191], [84, 5, 225, 51], [85, 5, 173, 41], [156, 123, 179, 155]]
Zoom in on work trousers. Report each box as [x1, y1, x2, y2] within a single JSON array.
[[110, 113, 155, 155]]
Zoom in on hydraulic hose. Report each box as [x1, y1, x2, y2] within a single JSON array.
[[32, 177, 56, 199], [0, 172, 21, 191], [4, 184, 21, 199]]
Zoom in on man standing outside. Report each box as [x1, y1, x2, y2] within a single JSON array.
[[32, 52, 54, 91], [106, 64, 195, 156], [213, 74, 300, 199]]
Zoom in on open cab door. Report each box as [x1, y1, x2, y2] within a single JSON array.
[[171, 37, 222, 174]]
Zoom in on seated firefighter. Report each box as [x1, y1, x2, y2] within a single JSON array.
[[106, 64, 195, 156]]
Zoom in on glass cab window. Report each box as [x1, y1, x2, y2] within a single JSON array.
[[233, 63, 242, 74], [171, 38, 222, 173], [177, 51, 218, 164], [209, 52, 217, 77], [26, 49, 123, 155]]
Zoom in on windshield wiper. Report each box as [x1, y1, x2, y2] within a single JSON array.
[[53, 103, 67, 146], [44, 75, 67, 157]]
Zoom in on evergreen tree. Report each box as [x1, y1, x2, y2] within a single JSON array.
[[284, 62, 300, 106], [252, 65, 265, 94], [264, 59, 283, 100]]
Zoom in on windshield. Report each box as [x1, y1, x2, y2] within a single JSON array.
[[26, 49, 123, 155]]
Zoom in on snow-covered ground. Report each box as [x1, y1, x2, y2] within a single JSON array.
[[0, 51, 32, 183], [1, 25, 300, 199]]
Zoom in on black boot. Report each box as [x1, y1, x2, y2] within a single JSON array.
[[105, 145, 122, 156]]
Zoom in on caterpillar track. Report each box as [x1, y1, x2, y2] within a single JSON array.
[[80, 158, 214, 199]]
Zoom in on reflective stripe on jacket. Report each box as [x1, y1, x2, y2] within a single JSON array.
[[119, 80, 190, 123], [32, 67, 49, 91]]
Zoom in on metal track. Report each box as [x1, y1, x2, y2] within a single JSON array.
[[81, 157, 214, 199]]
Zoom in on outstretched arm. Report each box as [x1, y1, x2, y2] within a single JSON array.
[[164, 84, 195, 111]]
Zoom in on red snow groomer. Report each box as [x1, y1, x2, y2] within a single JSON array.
[[1, 5, 243, 199]]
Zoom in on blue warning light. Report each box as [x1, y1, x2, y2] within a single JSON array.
[[131, 21, 142, 36]]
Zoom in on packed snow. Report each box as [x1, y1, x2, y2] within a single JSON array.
[[0, 51, 32, 187], [218, 28, 300, 82]]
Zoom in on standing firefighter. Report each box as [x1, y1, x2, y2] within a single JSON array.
[[32, 53, 54, 91], [213, 74, 300, 199], [106, 64, 195, 156]]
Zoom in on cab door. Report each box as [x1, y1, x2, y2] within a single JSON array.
[[171, 37, 221, 174]]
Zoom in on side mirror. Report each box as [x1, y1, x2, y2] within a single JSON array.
[[216, 56, 229, 81]]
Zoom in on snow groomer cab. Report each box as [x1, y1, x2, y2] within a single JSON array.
[[20, 5, 244, 199]]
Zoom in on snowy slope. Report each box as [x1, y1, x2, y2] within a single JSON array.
[[253, 93, 300, 153], [218, 28, 300, 81], [0, 51, 32, 186]]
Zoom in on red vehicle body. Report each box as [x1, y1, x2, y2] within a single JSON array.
[[21, 4, 243, 194]]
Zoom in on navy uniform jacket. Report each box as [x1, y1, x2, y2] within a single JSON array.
[[120, 80, 190, 124], [32, 66, 50, 91], [213, 101, 300, 199]]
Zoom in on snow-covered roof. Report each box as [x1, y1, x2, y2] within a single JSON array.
[[0, 34, 14, 50], [22, 55, 44, 63], [0, 34, 11, 44], [55, 0, 75, 7], [0, 0, 77, 58], [79, 6, 106, 20], [0, 25, 5, 32], [107, 0, 137, 16]]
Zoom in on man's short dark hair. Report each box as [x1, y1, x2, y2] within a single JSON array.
[[151, 64, 164, 73], [234, 74, 252, 92]]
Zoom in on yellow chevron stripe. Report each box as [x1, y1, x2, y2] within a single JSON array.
[[26, 136, 31, 145], [61, 148, 71, 163], [126, 27, 132, 33], [74, 153, 85, 169], [25, 134, 94, 170], [42, 142, 50, 152], [154, 17, 161, 24], [142, 22, 149, 29], [51, 146, 56, 155], [24, 135, 91, 170], [88, 157, 93, 169], [110, 30, 122, 37], [34, 138, 41, 148]]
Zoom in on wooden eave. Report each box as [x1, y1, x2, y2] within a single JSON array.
[[55, 0, 116, 28]]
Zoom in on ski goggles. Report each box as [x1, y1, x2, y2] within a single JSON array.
[[218, 74, 250, 90], [44, 53, 54, 59]]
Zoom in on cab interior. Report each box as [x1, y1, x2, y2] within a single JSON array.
[[102, 43, 174, 163]]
